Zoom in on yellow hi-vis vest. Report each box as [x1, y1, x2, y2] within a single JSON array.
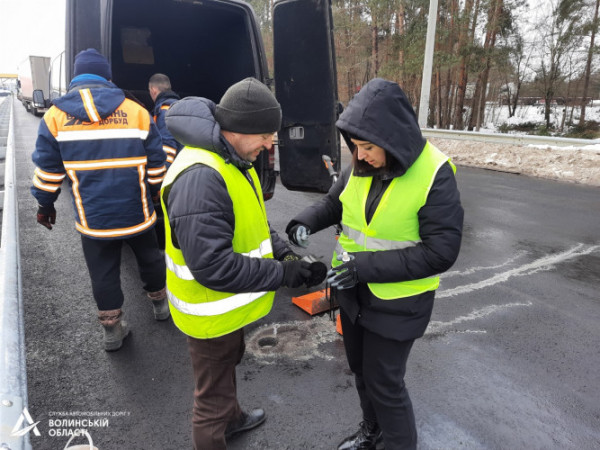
[[332, 142, 456, 300], [161, 147, 275, 339]]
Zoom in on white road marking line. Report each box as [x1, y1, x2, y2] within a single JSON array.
[[443, 251, 527, 278], [427, 302, 533, 334], [438, 243, 599, 299]]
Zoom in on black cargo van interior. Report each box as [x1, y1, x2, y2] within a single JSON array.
[[66, 0, 340, 194], [110, 0, 266, 110]]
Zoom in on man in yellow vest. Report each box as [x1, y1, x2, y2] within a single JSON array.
[[286, 78, 464, 450], [161, 77, 325, 449]]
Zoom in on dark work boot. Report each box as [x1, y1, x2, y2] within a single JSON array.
[[224, 409, 266, 439], [337, 420, 384, 450], [98, 309, 130, 352], [147, 287, 170, 321]]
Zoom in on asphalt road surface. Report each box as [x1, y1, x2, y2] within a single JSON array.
[[9, 98, 600, 449]]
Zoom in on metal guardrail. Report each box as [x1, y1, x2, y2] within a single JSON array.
[[0, 97, 31, 450], [423, 127, 600, 152]]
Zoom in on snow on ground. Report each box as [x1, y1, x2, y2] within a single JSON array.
[[432, 104, 600, 187], [430, 138, 600, 187], [479, 103, 600, 134]]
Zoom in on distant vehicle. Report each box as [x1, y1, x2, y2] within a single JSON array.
[[65, 0, 341, 195], [0, 89, 11, 97], [17, 55, 51, 116]]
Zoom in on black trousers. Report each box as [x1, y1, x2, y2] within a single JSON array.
[[154, 201, 165, 250], [340, 308, 417, 450], [80, 229, 166, 311]]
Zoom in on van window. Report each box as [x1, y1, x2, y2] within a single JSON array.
[[121, 27, 155, 65]]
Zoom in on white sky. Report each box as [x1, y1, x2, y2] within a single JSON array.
[[0, 0, 66, 73]]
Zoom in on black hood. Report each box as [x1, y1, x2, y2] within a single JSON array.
[[336, 78, 426, 177], [165, 96, 252, 170]]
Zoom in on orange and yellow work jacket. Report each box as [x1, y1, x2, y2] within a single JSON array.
[[31, 75, 166, 239]]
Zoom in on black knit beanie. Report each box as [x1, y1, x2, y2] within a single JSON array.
[[73, 48, 112, 80], [215, 77, 281, 134]]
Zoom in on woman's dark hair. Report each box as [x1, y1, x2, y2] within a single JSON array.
[[351, 144, 399, 176], [343, 129, 398, 176]]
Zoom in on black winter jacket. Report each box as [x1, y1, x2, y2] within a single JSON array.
[[163, 97, 291, 293], [286, 79, 464, 341]]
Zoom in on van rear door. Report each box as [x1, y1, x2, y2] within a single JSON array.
[[273, 0, 340, 193], [65, 0, 102, 81]]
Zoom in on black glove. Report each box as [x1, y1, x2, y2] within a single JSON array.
[[281, 260, 312, 288], [36, 204, 56, 230], [301, 255, 328, 288], [287, 223, 310, 248], [327, 253, 358, 290]]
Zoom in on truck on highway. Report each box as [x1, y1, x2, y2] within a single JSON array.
[[17, 55, 51, 116], [65, 0, 341, 197]]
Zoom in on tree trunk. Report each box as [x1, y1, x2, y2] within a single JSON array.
[[343, 11, 354, 102], [445, 68, 454, 128], [510, 80, 522, 118], [580, 0, 600, 126], [473, 0, 503, 131], [544, 88, 553, 128], [465, 0, 482, 130], [436, 68, 443, 127], [397, 3, 406, 85], [454, 0, 475, 129], [372, 20, 379, 77]]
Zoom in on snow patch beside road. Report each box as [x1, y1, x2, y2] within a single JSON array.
[[431, 138, 600, 186]]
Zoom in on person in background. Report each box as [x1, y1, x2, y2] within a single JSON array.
[[286, 78, 464, 450], [31, 48, 170, 352], [148, 73, 183, 248], [161, 77, 326, 449], [148, 73, 184, 168]]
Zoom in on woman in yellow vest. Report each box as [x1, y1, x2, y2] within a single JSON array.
[[286, 78, 464, 450]]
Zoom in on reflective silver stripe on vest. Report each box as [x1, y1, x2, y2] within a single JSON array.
[[167, 289, 267, 316], [242, 238, 273, 258], [165, 238, 273, 281], [165, 254, 195, 280], [340, 224, 421, 250], [165, 237, 273, 315]]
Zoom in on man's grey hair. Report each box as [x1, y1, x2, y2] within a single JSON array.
[[149, 73, 171, 91]]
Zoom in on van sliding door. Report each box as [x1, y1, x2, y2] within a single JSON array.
[[273, 0, 340, 193]]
